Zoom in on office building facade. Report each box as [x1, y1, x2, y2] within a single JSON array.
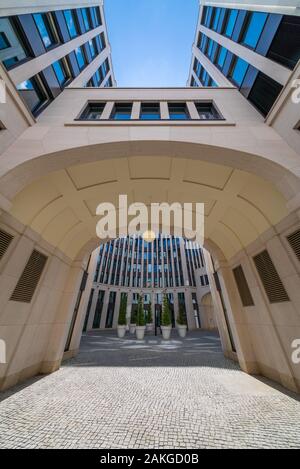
[[189, 0, 300, 116], [84, 236, 214, 332], [0, 0, 115, 118]]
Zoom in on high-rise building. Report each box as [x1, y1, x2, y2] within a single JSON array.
[[188, 0, 300, 116], [0, 1, 115, 117], [83, 236, 215, 332]]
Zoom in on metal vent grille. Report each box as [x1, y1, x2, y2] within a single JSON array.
[[287, 229, 300, 262], [253, 250, 289, 304], [0, 229, 13, 261], [10, 250, 48, 303], [233, 265, 255, 307]]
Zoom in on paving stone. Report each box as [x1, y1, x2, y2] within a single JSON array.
[[0, 330, 300, 449]]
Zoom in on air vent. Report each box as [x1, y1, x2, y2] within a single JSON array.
[[0, 229, 13, 261], [287, 229, 300, 262], [233, 265, 255, 307], [253, 250, 289, 304], [10, 250, 48, 303]]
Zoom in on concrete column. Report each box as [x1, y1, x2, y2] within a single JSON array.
[[100, 289, 110, 329], [132, 102, 141, 119], [174, 291, 179, 323], [185, 289, 196, 330], [160, 102, 169, 120], [112, 290, 121, 329], [87, 286, 99, 330], [41, 261, 85, 373], [67, 249, 99, 352]]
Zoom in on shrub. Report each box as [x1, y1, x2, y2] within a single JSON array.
[[136, 294, 146, 327], [161, 294, 172, 326], [146, 301, 153, 324], [118, 294, 127, 326], [177, 304, 187, 326]]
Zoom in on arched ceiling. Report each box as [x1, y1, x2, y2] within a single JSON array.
[[9, 155, 288, 262]]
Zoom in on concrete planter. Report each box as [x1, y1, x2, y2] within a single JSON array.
[[136, 326, 146, 340], [177, 324, 187, 338], [117, 325, 126, 338], [146, 323, 153, 332], [161, 326, 172, 340], [129, 324, 136, 334]]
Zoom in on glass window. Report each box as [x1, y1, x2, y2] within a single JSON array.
[[216, 46, 227, 68], [231, 57, 249, 86], [52, 59, 68, 86], [242, 12, 268, 49], [81, 8, 91, 31], [0, 32, 10, 50], [168, 103, 190, 120], [88, 39, 96, 58], [90, 7, 102, 27], [79, 103, 106, 120], [202, 7, 213, 27], [224, 9, 238, 37], [110, 103, 133, 120], [0, 18, 31, 69], [140, 103, 161, 120], [64, 10, 78, 38], [101, 58, 109, 77], [2, 56, 18, 68], [17, 76, 49, 116], [33, 13, 56, 49], [104, 77, 113, 88], [212, 8, 222, 31], [195, 102, 222, 120], [94, 69, 102, 85], [75, 46, 86, 69]]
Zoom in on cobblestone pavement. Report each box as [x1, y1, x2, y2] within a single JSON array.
[[0, 330, 300, 449]]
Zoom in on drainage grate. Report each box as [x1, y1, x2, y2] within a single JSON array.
[[0, 229, 13, 261], [233, 265, 255, 307], [10, 250, 48, 303], [287, 229, 300, 262], [253, 250, 289, 304]]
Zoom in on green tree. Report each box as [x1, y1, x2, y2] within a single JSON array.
[[118, 294, 127, 326], [161, 294, 171, 326], [146, 301, 153, 324], [177, 304, 187, 326], [136, 294, 146, 326], [130, 306, 137, 324]]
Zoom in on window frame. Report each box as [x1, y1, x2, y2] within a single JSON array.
[[110, 102, 133, 120], [168, 102, 191, 121], [33, 12, 59, 51]]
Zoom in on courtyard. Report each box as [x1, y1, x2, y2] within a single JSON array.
[[0, 330, 299, 449]]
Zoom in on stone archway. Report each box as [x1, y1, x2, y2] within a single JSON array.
[[0, 137, 300, 393]]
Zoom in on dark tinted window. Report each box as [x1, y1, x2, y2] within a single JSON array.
[[110, 103, 132, 120], [79, 102, 105, 120], [195, 102, 223, 120], [267, 15, 300, 70], [140, 103, 160, 120], [168, 103, 190, 120], [248, 72, 283, 116]]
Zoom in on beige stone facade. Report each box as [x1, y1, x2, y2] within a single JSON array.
[[0, 1, 300, 396]]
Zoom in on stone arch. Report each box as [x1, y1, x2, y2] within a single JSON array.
[[0, 139, 299, 394]]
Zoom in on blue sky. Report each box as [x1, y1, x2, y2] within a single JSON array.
[[104, 0, 199, 87]]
